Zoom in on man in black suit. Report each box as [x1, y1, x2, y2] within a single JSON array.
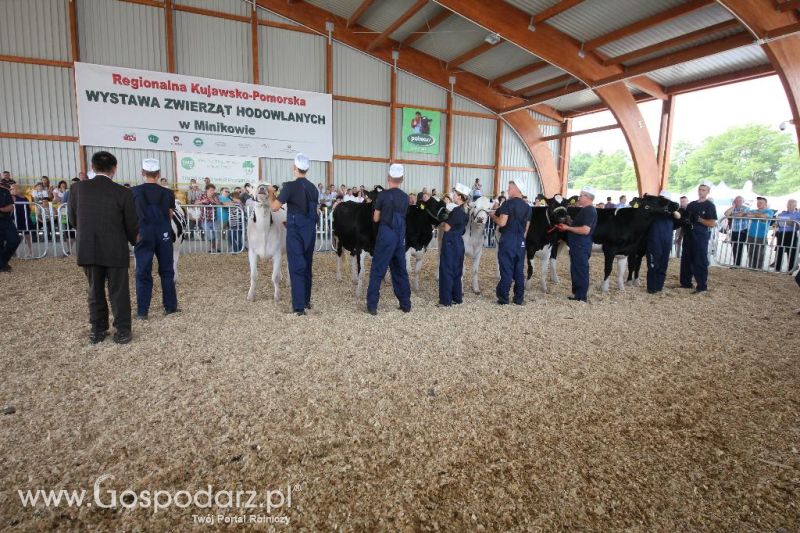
[[68, 151, 138, 344]]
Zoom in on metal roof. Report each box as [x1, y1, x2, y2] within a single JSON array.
[[459, 41, 539, 81], [411, 14, 488, 63], [390, 3, 445, 42], [359, 0, 419, 35], [302, 0, 363, 21], [503, 65, 568, 92], [647, 44, 769, 87], [542, 87, 602, 112]]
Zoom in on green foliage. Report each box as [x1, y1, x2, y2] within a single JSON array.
[[569, 124, 800, 195]]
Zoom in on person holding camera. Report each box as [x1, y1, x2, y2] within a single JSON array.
[[679, 181, 717, 293]]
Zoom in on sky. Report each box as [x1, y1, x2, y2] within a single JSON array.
[[569, 76, 795, 155]]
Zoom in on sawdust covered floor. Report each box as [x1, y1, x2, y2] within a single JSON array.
[[1, 251, 798, 531]]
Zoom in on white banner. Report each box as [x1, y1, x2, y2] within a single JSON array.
[[175, 152, 259, 188], [74, 62, 332, 161]]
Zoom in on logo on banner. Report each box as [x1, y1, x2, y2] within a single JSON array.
[[123, 132, 136, 142], [407, 133, 435, 147], [242, 161, 255, 176], [193, 138, 204, 147], [181, 157, 195, 170], [171, 135, 182, 147], [148, 134, 159, 144]]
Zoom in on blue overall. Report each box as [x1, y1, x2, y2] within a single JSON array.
[[0, 187, 21, 268], [367, 188, 411, 312], [495, 198, 530, 305], [439, 205, 467, 306], [679, 199, 716, 291], [132, 184, 177, 316], [567, 206, 597, 301], [646, 215, 674, 292], [280, 179, 318, 313]]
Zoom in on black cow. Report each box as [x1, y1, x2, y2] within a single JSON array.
[[332, 187, 382, 295], [405, 199, 441, 290], [524, 195, 570, 292]]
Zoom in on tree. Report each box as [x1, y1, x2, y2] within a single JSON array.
[[670, 124, 797, 194], [569, 152, 594, 181], [569, 150, 637, 190]]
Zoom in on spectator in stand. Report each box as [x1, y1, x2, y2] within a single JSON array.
[[197, 184, 222, 253], [217, 187, 232, 246], [61, 178, 79, 205], [228, 191, 244, 252], [53, 181, 68, 204], [472, 179, 483, 201], [40, 176, 54, 200], [419, 187, 429, 199], [317, 182, 325, 197], [10, 182, 33, 258], [31, 183, 55, 241], [186, 179, 202, 204], [343, 188, 364, 203], [203, 177, 211, 187], [339, 184, 347, 197], [2, 171, 11, 181], [617, 195, 627, 208], [240, 183, 253, 206], [31, 182, 48, 203], [159, 177, 169, 188], [743, 196, 775, 270], [409, 193, 417, 206], [604, 196, 616, 209], [431, 188, 439, 200], [774, 199, 799, 273], [723, 195, 750, 267]]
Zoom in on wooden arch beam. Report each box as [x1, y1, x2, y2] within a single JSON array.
[[716, 0, 800, 153], [434, 0, 662, 195], [254, 0, 562, 191], [504, 110, 561, 196]]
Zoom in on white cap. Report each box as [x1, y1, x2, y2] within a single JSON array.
[[388, 163, 404, 179], [511, 179, 526, 193], [700, 179, 713, 187], [294, 153, 310, 172], [580, 185, 596, 198], [454, 183, 471, 198], [142, 158, 160, 172]]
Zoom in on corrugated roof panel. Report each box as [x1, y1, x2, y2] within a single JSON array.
[[302, 0, 363, 20], [460, 41, 539, 81], [503, 0, 565, 16], [359, 0, 418, 34], [547, 0, 687, 43], [543, 88, 602, 111], [503, 65, 566, 92], [597, 4, 737, 58], [621, 27, 746, 68], [390, 3, 445, 42], [411, 15, 487, 63], [647, 44, 769, 88]]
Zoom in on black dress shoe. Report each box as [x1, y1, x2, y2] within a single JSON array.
[[679, 284, 694, 289], [691, 289, 707, 294], [367, 308, 377, 316], [568, 296, 587, 302], [164, 308, 181, 316], [305, 303, 312, 310], [113, 331, 132, 344], [496, 300, 508, 305], [398, 306, 411, 313], [0, 265, 11, 272], [89, 330, 108, 344]]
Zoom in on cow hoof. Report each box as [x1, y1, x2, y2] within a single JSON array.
[[247, 293, 256, 302], [632, 279, 640, 287], [473, 289, 481, 295]]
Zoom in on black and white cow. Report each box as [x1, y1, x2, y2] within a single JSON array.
[[524, 195, 570, 292], [171, 200, 187, 283], [332, 187, 382, 296], [404, 199, 440, 291]]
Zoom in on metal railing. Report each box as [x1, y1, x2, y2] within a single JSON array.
[[11, 201, 65, 259], [710, 215, 799, 273], [181, 203, 246, 254]]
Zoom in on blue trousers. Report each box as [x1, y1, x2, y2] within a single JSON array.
[[367, 223, 411, 312], [496, 233, 526, 304], [569, 245, 591, 300], [680, 230, 710, 290], [286, 215, 316, 312], [0, 219, 21, 267], [647, 218, 673, 292], [439, 232, 464, 306], [134, 229, 177, 315]]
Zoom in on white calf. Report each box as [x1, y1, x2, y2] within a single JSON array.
[[171, 200, 187, 283], [246, 184, 287, 302], [463, 196, 493, 294]]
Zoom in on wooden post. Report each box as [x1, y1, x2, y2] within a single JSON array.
[[558, 118, 572, 195], [68, 0, 87, 174], [165, 0, 175, 73], [251, 5, 259, 84], [656, 97, 675, 191], [493, 117, 502, 196], [325, 31, 334, 187], [389, 65, 396, 163], [444, 88, 453, 193]]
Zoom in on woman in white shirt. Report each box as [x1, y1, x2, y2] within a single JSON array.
[[472, 179, 482, 200], [52, 180, 68, 204]]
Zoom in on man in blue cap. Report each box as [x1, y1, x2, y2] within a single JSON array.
[[679, 180, 717, 293], [132, 158, 179, 319], [366, 163, 411, 315], [556, 185, 597, 302], [491, 179, 531, 305], [270, 153, 318, 316]]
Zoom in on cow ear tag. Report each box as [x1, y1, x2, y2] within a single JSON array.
[[419, 204, 424, 210], [633, 202, 640, 208], [570, 199, 576, 204]]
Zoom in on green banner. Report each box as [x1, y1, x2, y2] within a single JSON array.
[[401, 107, 441, 155]]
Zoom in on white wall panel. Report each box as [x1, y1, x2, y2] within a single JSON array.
[[501, 123, 535, 168], [452, 115, 495, 166], [262, 158, 327, 185], [333, 160, 387, 190], [333, 43, 390, 101], [0, 63, 77, 136], [402, 165, 443, 194], [260, 26, 325, 92], [334, 101, 389, 158], [0, 0, 70, 61], [0, 139, 79, 184], [78, 0, 168, 72], [175, 12, 252, 83], [453, 95, 491, 115], [176, 0, 250, 17], [451, 167, 494, 197], [396, 71, 446, 109], [394, 108, 446, 163], [85, 146, 174, 185], [501, 170, 539, 200]]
